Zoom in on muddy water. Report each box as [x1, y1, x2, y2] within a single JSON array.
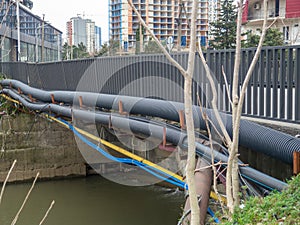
[[0, 175, 184, 225]]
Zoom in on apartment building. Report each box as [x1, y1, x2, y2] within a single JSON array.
[[66, 17, 102, 54], [95, 26, 102, 52], [109, 0, 217, 51], [242, 0, 300, 45], [67, 17, 87, 47], [86, 19, 96, 53], [0, 0, 62, 62]]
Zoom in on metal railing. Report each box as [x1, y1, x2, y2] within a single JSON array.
[[1, 45, 299, 123]]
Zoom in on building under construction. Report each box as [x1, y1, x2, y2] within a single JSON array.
[[109, 0, 219, 52]]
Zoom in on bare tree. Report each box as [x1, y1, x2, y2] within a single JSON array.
[[227, 0, 268, 212], [128, 0, 269, 221], [127, 0, 200, 224], [195, 0, 269, 214]]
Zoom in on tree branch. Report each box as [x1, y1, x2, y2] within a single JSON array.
[[196, 43, 232, 147], [11, 172, 40, 225], [0, 159, 17, 206], [221, 65, 233, 105], [238, 0, 269, 118], [39, 200, 55, 225]]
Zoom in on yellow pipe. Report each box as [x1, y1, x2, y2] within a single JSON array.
[[78, 127, 184, 181], [47, 115, 183, 181], [1, 94, 21, 105], [1, 94, 226, 203], [47, 116, 227, 203]]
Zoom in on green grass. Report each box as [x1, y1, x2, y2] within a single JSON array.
[[221, 174, 300, 224]]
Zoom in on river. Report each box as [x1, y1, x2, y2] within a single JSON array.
[[0, 175, 185, 225]]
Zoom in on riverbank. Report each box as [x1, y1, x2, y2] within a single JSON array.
[[212, 174, 300, 224], [0, 114, 86, 182]]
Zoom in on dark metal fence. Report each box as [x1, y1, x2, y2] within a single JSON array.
[[1, 45, 299, 123]]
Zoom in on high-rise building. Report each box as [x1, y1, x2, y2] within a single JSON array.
[[208, 0, 220, 42], [66, 17, 86, 47], [66, 17, 101, 54], [86, 19, 95, 53], [95, 26, 102, 52], [109, 0, 219, 51]]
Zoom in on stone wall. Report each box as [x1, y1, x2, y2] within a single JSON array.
[[0, 114, 86, 182]]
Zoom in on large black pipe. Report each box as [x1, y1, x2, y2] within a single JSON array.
[[193, 143, 287, 191], [1, 79, 299, 164], [183, 158, 212, 225], [1, 88, 287, 191]]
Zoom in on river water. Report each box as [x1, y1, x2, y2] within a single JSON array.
[[0, 176, 185, 225]]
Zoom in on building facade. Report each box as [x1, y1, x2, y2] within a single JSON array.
[[95, 26, 102, 52], [109, 0, 218, 52], [0, 0, 62, 62], [207, 0, 219, 41], [66, 16, 101, 55], [86, 19, 95, 53], [66, 17, 86, 47], [242, 0, 300, 45]]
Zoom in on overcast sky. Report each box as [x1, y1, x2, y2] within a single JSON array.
[[32, 0, 109, 43]]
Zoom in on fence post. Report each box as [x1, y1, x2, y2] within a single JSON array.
[[295, 47, 300, 122], [293, 151, 300, 175]]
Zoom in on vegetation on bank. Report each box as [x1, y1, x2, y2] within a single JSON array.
[[220, 174, 300, 224]]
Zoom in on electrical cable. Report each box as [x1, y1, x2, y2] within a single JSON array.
[[0, 90, 287, 192]]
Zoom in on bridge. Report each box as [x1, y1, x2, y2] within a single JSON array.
[[1, 46, 300, 223], [2, 45, 300, 124]]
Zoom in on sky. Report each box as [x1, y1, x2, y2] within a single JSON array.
[[32, 0, 109, 43]]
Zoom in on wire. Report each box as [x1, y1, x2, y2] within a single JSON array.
[[1, 92, 220, 220], [52, 117, 220, 221], [58, 116, 187, 189], [1, 92, 225, 201]]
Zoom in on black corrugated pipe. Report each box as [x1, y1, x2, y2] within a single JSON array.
[[0, 88, 287, 191], [1, 79, 299, 164], [193, 143, 287, 191]]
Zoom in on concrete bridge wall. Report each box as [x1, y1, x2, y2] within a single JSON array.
[[0, 112, 296, 183], [0, 113, 181, 183], [0, 114, 86, 182]]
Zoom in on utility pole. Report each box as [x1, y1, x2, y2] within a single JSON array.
[[177, 0, 184, 52], [70, 32, 73, 59], [41, 14, 45, 62], [16, 0, 21, 61], [57, 35, 61, 60], [139, 0, 143, 53]]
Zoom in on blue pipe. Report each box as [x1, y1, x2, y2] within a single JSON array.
[[0, 79, 300, 164], [57, 117, 218, 222], [1, 79, 299, 164], [61, 118, 187, 189], [0, 88, 287, 191]]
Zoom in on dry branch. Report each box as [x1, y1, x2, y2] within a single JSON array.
[[11, 172, 39, 225], [127, 1, 200, 224], [39, 200, 55, 225], [0, 159, 17, 205]]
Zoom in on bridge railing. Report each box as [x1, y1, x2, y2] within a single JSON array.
[[207, 45, 300, 123], [1, 45, 299, 124]]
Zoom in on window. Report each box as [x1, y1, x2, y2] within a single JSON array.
[[283, 26, 289, 42]]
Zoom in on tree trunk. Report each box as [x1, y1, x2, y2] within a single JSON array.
[[184, 75, 200, 225]]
